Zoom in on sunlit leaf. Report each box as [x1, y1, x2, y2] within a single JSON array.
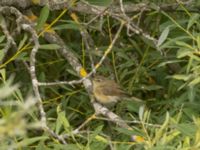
[[39, 44, 61, 50], [157, 27, 170, 47], [189, 77, 200, 86], [171, 74, 191, 81], [187, 13, 200, 30], [139, 105, 145, 121], [18, 33, 28, 50], [176, 41, 195, 50], [177, 48, 192, 58], [36, 6, 49, 31]]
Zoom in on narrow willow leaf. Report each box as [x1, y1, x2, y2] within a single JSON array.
[[189, 77, 200, 86], [176, 41, 195, 50], [187, 13, 200, 30], [139, 105, 145, 121], [56, 110, 70, 134], [18, 33, 28, 50], [87, 0, 112, 6], [16, 52, 28, 61], [153, 112, 170, 143], [165, 131, 180, 143], [36, 6, 49, 31], [160, 36, 191, 49], [53, 23, 79, 30], [0, 68, 6, 80], [158, 60, 184, 67], [14, 136, 48, 148], [186, 57, 193, 74], [157, 27, 170, 47], [197, 36, 200, 50], [115, 127, 143, 136], [95, 135, 108, 143], [175, 123, 197, 137], [171, 74, 190, 81], [187, 86, 195, 102], [177, 49, 192, 58], [0, 50, 5, 61], [0, 35, 5, 43], [52, 144, 82, 150], [39, 44, 61, 50]]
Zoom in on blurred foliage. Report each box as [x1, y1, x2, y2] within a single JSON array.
[[1, 0, 200, 149]]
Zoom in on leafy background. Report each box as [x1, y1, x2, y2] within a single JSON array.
[[0, 0, 200, 149]]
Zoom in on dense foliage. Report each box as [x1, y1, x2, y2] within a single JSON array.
[[0, 0, 200, 149]]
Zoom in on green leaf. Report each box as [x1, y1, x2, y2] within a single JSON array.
[[36, 141, 49, 150], [16, 52, 29, 61], [158, 60, 184, 67], [14, 136, 48, 149], [160, 36, 191, 49], [56, 110, 70, 134], [89, 125, 105, 143], [175, 123, 197, 137], [115, 127, 144, 136], [157, 27, 170, 47], [86, 0, 112, 6], [39, 44, 61, 50], [177, 48, 192, 58], [53, 24, 79, 30], [52, 144, 82, 150], [0, 68, 6, 80], [0, 50, 5, 61], [171, 74, 190, 81], [36, 6, 49, 31], [18, 33, 28, 50], [175, 41, 195, 50], [0, 35, 5, 43], [95, 135, 108, 144], [140, 85, 163, 91], [189, 77, 200, 86], [187, 86, 195, 102], [126, 101, 142, 113], [139, 105, 145, 121], [153, 112, 170, 143], [187, 13, 200, 30], [197, 36, 200, 50]]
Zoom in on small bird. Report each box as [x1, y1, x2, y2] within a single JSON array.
[[92, 75, 142, 104]]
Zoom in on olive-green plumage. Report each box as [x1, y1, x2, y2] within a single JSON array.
[[92, 76, 130, 104]]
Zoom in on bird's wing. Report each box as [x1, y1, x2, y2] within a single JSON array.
[[98, 81, 128, 97]]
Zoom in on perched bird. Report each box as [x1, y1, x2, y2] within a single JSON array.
[[92, 76, 142, 104]]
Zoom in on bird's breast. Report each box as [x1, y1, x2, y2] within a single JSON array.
[[93, 88, 119, 104]]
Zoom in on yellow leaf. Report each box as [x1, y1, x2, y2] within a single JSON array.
[[70, 13, 79, 23], [32, 0, 40, 4], [95, 135, 108, 143]]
